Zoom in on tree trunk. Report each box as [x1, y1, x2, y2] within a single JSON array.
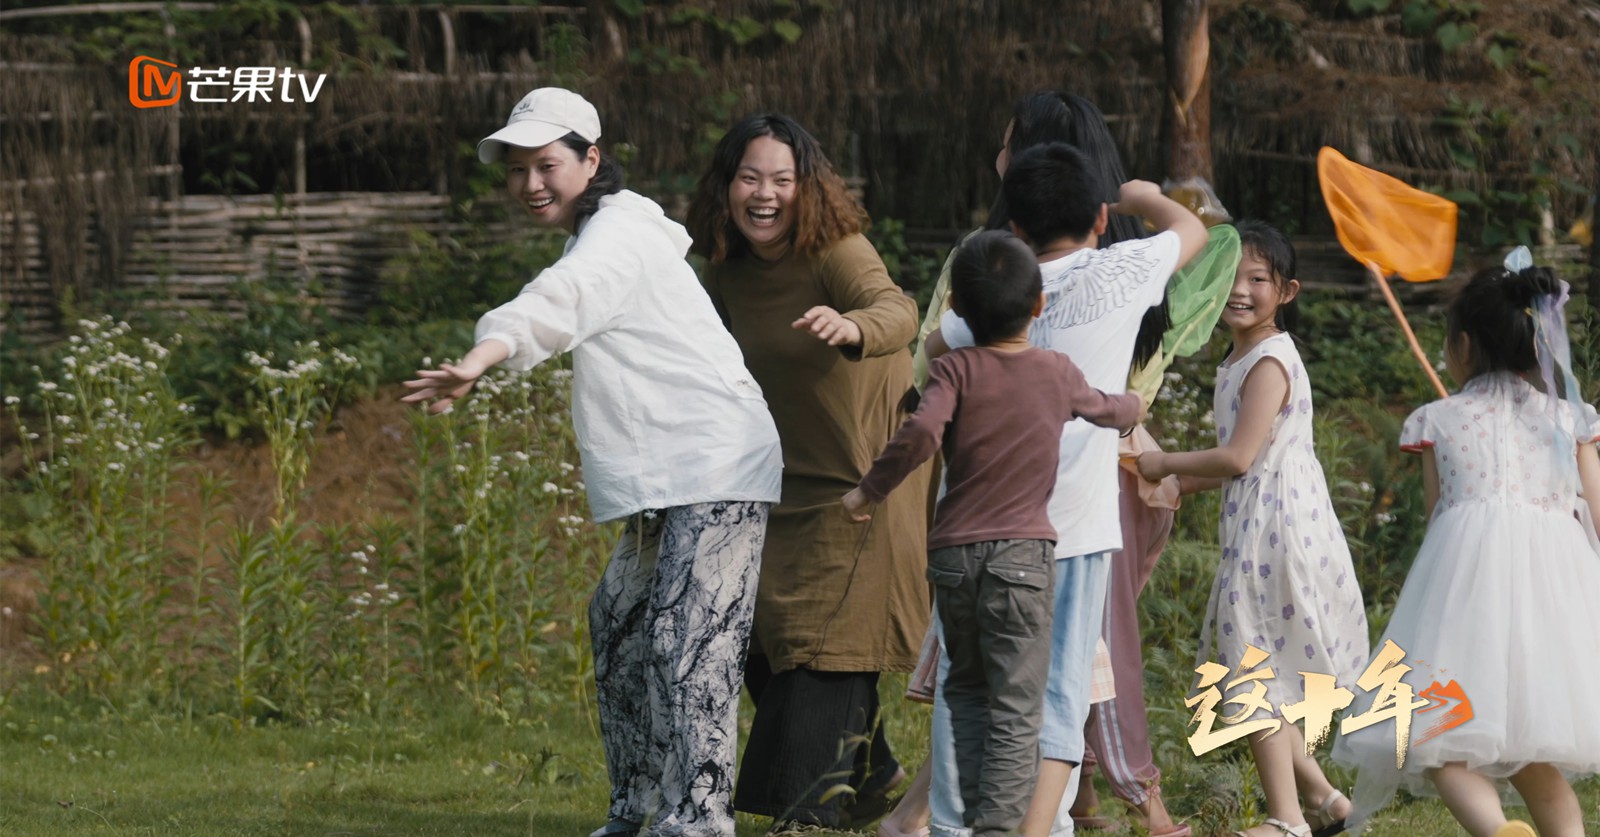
[[1589, 170, 1600, 306], [1162, 0, 1213, 183]]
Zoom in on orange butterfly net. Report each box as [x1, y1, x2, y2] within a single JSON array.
[[1317, 147, 1458, 395], [1318, 146, 1458, 282]]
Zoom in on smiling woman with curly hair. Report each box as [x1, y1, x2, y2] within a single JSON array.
[[688, 113, 929, 834]]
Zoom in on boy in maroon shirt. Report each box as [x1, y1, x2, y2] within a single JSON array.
[[842, 230, 1140, 837]]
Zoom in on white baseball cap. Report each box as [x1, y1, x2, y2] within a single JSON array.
[[477, 87, 602, 164]]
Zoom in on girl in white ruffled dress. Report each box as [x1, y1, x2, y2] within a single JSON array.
[[1333, 260, 1600, 837]]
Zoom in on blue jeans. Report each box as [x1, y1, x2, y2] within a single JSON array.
[[928, 551, 1112, 837]]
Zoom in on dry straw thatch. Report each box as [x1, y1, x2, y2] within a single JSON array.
[[2, 0, 1597, 334]]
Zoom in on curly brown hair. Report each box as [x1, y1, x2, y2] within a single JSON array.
[[687, 113, 868, 263]]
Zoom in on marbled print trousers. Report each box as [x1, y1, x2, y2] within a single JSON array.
[[589, 500, 769, 837]]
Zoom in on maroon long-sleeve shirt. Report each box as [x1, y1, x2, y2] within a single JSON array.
[[859, 345, 1141, 550]]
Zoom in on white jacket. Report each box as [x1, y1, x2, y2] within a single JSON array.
[[476, 190, 782, 522]]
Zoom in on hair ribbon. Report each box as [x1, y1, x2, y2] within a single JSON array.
[[1510, 246, 1588, 474]]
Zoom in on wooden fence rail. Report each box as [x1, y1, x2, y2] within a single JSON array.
[[0, 191, 526, 336]]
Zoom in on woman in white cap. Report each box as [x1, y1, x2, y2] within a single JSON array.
[[402, 88, 782, 837]]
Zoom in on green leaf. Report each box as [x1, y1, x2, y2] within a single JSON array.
[[771, 20, 803, 43], [1400, 2, 1438, 36], [613, 0, 646, 17], [818, 783, 857, 804], [1446, 145, 1479, 170], [1487, 43, 1514, 71], [1436, 21, 1477, 52], [726, 16, 766, 45], [1348, 0, 1392, 12]]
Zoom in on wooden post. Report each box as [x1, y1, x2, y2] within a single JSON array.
[[1162, 0, 1213, 183], [295, 14, 312, 196], [436, 10, 455, 197]]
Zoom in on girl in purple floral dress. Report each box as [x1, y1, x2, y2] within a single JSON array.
[[1139, 221, 1368, 837]]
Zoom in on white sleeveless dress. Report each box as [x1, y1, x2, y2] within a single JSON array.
[[1201, 333, 1370, 709]]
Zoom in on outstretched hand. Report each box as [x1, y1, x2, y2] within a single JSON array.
[[400, 358, 490, 414], [841, 487, 874, 523], [793, 306, 863, 347]]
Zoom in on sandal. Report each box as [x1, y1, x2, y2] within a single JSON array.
[[1120, 785, 1191, 837], [1233, 819, 1312, 837], [1070, 762, 1118, 830], [1303, 789, 1350, 837]]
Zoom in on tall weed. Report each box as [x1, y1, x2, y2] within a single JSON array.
[[4, 317, 195, 701]]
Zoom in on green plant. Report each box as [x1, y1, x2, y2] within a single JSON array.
[[1399, 0, 1482, 51], [1344, 0, 1482, 51], [1434, 95, 1554, 250], [6, 317, 197, 702], [866, 217, 944, 307]]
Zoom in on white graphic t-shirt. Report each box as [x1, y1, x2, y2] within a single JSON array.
[[941, 230, 1180, 556]]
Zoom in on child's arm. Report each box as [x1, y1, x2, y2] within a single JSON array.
[[843, 356, 961, 521], [1178, 475, 1225, 495], [1072, 386, 1143, 433], [1111, 180, 1208, 269], [923, 327, 952, 361], [1579, 438, 1600, 539], [1137, 358, 1289, 481], [1053, 354, 1142, 431]]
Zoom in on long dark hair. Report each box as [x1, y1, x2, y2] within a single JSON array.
[[986, 91, 1170, 366], [1447, 263, 1564, 380], [687, 113, 867, 263], [558, 133, 625, 226]]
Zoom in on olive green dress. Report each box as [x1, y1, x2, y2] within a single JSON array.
[[703, 233, 930, 674]]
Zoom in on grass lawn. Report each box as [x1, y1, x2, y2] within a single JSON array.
[[3, 682, 1595, 837]]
